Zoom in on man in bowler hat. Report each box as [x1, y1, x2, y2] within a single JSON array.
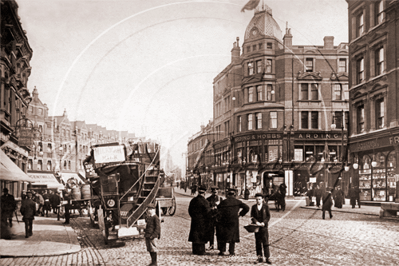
[[188, 185, 211, 255], [20, 191, 36, 238], [216, 188, 249, 256], [206, 186, 222, 251]]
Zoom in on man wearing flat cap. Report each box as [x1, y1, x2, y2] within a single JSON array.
[[206, 186, 222, 251], [188, 185, 211, 255], [1, 188, 16, 227], [145, 203, 161, 266], [251, 193, 271, 264], [216, 187, 249, 256]]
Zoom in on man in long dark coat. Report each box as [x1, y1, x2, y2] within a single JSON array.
[[1, 188, 16, 227], [20, 191, 36, 238], [251, 193, 271, 264], [206, 186, 222, 251], [322, 190, 333, 219], [188, 185, 211, 255], [216, 188, 249, 256], [334, 186, 344, 208]]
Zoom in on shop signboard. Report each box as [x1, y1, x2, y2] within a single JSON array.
[[93, 144, 126, 164], [18, 128, 33, 147]]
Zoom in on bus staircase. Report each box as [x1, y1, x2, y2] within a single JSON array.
[[117, 169, 160, 238]]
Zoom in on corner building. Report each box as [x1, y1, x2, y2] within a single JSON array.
[[347, 0, 399, 202], [212, 5, 349, 197]]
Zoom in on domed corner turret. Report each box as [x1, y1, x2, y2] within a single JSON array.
[[243, 5, 282, 42]]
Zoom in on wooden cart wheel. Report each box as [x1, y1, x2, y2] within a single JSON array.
[[168, 196, 176, 216]]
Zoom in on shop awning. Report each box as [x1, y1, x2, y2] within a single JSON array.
[[60, 172, 86, 186], [28, 172, 64, 189], [0, 149, 34, 182]]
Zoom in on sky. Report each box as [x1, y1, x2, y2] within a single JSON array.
[[16, 0, 349, 172]]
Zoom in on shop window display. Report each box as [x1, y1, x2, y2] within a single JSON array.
[[359, 155, 372, 201]]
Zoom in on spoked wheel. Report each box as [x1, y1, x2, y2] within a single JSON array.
[[168, 197, 176, 216]]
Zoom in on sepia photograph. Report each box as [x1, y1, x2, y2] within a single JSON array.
[[1, 0, 398, 265]]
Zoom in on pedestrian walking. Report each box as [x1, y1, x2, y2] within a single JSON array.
[[355, 186, 361, 208], [251, 193, 271, 264], [1, 188, 16, 227], [279, 183, 287, 211], [52, 192, 61, 214], [188, 185, 211, 255], [20, 191, 36, 238], [206, 186, 222, 251], [145, 203, 161, 266], [349, 184, 357, 208], [63, 191, 71, 224], [315, 185, 322, 208], [216, 188, 249, 256], [42, 190, 51, 217], [34, 191, 45, 216], [322, 190, 333, 219], [334, 186, 344, 208]]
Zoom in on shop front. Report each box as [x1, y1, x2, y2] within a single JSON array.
[[350, 132, 399, 202]]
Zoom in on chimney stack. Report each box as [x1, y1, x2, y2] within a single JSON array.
[[324, 36, 334, 49], [231, 37, 241, 64]]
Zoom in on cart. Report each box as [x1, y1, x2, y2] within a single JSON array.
[[155, 187, 176, 216], [265, 190, 285, 212]]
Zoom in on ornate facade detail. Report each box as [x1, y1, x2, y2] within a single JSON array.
[[297, 71, 322, 81]]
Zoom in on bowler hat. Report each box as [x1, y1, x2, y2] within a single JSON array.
[[227, 188, 237, 195], [198, 185, 207, 192], [3, 188, 8, 192]]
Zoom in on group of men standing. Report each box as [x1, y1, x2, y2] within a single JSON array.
[[188, 185, 272, 264]]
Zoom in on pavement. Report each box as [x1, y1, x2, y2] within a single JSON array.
[[0, 212, 81, 257]]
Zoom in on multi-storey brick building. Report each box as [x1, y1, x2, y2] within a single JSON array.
[[25, 88, 138, 190], [210, 4, 350, 197], [1, 0, 34, 198], [187, 121, 214, 189], [347, 0, 399, 202]]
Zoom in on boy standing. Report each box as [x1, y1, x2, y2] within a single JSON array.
[[145, 203, 161, 266], [251, 193, 271, 264]]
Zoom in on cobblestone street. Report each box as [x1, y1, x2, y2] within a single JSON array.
[[2, 195, 399, 265]]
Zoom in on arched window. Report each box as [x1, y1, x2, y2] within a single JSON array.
[[47, 161, 52, 171], [37, 160, 42, 170]]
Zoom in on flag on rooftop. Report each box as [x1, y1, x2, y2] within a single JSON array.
[[241, 0, 261, 12]]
